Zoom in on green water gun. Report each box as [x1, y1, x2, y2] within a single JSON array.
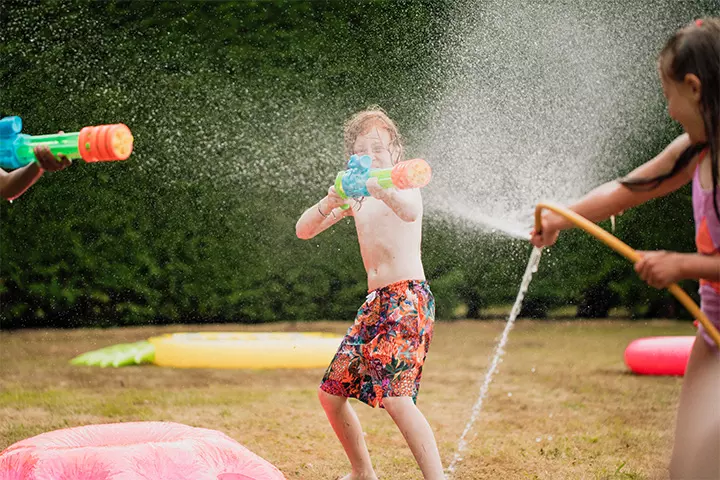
[[334, 154, 432, 208], [0, 116, 134, 169]]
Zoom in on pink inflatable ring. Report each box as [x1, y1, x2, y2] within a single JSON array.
[[623, 336, 695, 376], [0, 422, 286, 480]]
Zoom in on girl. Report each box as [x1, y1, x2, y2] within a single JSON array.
[[532, 19, 720, 479]]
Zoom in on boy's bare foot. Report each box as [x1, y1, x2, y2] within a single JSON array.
[[339, 472, 379, 480]]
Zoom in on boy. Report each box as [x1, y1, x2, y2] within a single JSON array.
[[296, 107, 444, 479]]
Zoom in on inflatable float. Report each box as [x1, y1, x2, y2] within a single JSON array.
[[624, 336, 695, 376], [0, 421, 285, 480], [71, 332, 342, 369], [150, 332, 341, 369]]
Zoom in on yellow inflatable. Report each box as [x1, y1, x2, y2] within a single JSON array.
[[148, 332, 342, 369]]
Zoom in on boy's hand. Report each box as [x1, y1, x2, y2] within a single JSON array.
[[635, 251, 685, 289], [322, 185, 347, 211], [33, 143, 71, 172], [366, 177, 389, 200]]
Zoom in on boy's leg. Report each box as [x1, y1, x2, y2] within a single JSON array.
[[383, 396, 445, 480], [318, 388, 378, 479], [669, 333, 720, 479]]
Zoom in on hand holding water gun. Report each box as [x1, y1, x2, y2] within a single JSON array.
[[33, 145, 73, 172], [0, 116, 133, 170], [334, 154, 432, 208]]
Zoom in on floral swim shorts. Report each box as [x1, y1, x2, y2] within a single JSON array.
[[319, 279, 435, 408]]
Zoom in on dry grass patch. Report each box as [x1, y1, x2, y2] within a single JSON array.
[[0, 320, 692, 479]]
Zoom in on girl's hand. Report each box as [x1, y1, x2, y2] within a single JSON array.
[[635, 251, 685, 289], [530, 211, 561, 247]]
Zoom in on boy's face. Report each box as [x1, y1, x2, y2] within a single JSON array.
[[352, 125, 394, 169]]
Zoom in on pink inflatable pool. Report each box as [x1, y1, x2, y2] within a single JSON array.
[[624, 336, 695, 376], [0, 422, 286, 480]]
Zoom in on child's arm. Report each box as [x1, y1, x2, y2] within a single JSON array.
[[0, 164, 44, 200], [366, 177, 422, 222], [296, 186, 353, 240], [533, 134, 697, 246], [0, 146, 72, 200], [635, 251, 720, 288]]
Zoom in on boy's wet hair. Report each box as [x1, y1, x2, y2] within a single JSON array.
[[343, 106, 404, 164], [622, 18, 720, 221]]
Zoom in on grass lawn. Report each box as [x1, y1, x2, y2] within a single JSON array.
[[0, 319, 694, 479]]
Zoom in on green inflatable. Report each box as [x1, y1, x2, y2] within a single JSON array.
[[70, 341, 155, 367]]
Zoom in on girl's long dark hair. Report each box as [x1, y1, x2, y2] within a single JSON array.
[[620, 18, 720, 222]]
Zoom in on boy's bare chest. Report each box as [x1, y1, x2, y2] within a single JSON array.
[[352, 200, 397, 230]]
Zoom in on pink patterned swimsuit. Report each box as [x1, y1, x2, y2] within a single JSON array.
[[693, 150, 720, 348]]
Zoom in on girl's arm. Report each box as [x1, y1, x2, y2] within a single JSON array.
[[679, 254, 720, 282], [534, 134, 698, 244], [635, 251, 720, 289]]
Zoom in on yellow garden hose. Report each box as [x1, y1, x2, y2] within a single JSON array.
[[535, 202, 720, 347]]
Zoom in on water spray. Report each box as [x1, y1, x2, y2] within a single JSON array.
[[446, 202, 719, 477]]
